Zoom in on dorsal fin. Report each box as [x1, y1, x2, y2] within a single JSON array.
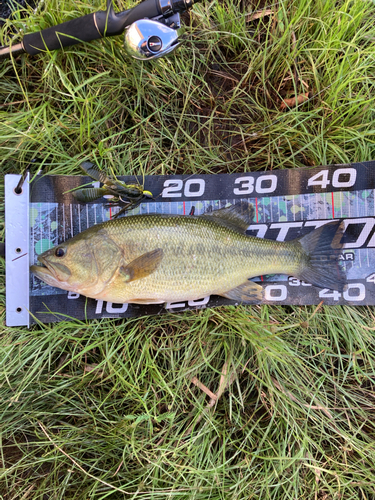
[[201, 201, 255, 233]]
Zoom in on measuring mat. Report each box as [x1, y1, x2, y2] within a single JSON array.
[[5, 161, 375, 326]]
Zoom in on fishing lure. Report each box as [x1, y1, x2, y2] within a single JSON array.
[[72, 162, 153, 218]]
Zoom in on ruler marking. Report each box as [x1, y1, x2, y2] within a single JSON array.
[[365, 190, 369, 266], [324, 192, 327, 219], [262, 196, 266, 222], [31, 204, 35, 285], [285, 196, 288, 222], [47, 202, 50, 249], [292, 195, 295, 221], [70, 204, 73, 237], [331, 192, 335, 219], [314, 192, 317, 219], [340, 191, 343, 218], [356, 189, 360, 217], [40, 204, 42, 254], [355, 193, 360, 267], [62, 204, 65, 240], [302, 194, 305, 221]]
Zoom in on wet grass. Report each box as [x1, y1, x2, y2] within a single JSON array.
[[1, 0, 375, 498]]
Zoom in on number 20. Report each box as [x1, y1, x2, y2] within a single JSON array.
[[162, 179, 205, 198]]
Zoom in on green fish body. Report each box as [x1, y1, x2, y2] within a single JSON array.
[[30, 202, 346, 304]]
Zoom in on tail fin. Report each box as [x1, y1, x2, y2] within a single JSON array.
[[297, 220, 346, 292]]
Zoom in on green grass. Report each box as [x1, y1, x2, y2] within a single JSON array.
[[1, 0, 375, 498]]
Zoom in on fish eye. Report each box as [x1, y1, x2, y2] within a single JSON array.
[[55, 247, 65, 258]]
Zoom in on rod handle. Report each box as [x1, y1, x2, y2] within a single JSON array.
[[22, 12, 102, 55]]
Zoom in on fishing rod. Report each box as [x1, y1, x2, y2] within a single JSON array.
[[0, 0, 198, 60]]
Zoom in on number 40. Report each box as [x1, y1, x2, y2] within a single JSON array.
[[307, 168, 356, 190]]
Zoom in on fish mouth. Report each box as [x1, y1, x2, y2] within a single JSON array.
[[30, 257, 61, 286]]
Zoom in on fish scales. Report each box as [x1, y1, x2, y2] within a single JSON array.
[[96, 215, 301, 302], [30, 202, 346, 304]]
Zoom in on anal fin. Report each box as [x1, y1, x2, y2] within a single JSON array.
[[220, 280, 263, 304]]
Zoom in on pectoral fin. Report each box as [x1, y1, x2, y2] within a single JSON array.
[[120, 249, 164, 283], [221, 280, 263, 304]]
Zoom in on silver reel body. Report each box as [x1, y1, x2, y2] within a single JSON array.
[[124, 15, 181, 60]]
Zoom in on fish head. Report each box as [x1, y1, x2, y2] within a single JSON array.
[[31, 237, 97, 292]]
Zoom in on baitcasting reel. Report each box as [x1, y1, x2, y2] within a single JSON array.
[[124, 0, 182, 59], [0, 0, 195, 60]]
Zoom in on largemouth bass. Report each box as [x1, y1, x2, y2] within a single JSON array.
[[31, 201, 346, 304]]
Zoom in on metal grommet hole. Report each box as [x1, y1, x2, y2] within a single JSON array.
[[14, 186, 23, 195], [15, 247, 22, 254], [16, 307, 22, 313]]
